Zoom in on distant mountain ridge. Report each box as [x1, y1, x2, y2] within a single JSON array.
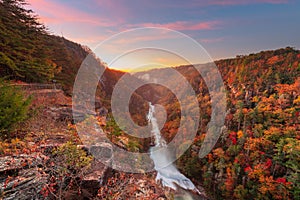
[[135, 46, 300, 106]]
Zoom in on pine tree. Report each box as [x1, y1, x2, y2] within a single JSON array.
[[0, 79, 31, 135]]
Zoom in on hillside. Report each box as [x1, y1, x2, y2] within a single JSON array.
[[0, 0, 299, 199], [0, 0, 82, 86], [135, 47, 300, 199], [0, 0, 155, 120]]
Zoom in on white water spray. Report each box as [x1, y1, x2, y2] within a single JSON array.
[[147, 103, 200, 194], [147, 103, 166, 147]]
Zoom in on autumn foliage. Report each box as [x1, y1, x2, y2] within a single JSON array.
[[176, 47, 300, 199]]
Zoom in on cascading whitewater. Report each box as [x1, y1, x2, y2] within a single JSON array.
[[147, 103, 166, 148], [147, 103, 200, 193]]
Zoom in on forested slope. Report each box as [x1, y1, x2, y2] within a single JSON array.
[[1, 0, 105, 95], [137, 47, 300, 199]]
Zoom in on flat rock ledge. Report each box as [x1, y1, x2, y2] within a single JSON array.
[[0, 143, 113, 199], [0, 153, 49, 199]]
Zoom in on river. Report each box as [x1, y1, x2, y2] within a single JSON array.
[[147, 103, 202, 199]]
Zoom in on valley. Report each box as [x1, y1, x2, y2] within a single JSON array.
[[0, 1, 299, 199]]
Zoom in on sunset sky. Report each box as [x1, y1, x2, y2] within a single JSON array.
[[27, 0, 300, 71]]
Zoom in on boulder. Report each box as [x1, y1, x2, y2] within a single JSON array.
[[81, 160, 112, 196], [74, 143, 114, 197]]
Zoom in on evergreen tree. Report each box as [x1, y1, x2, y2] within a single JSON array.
[[0, 79, 31, 135]]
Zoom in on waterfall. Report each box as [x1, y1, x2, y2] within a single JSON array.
[[147, 103, 166, 147], [147, 103, 200, 194]]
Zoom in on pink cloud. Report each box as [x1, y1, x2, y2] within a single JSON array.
[[70, 35, 110, 45], [127, 20, 221, 31], [27, 0, 118, 27]]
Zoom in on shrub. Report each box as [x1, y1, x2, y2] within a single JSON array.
[[0, 79, 31, 136], [42, 141, 93, 198]]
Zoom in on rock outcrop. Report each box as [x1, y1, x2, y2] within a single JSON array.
[[0, 154, 49, 199]]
